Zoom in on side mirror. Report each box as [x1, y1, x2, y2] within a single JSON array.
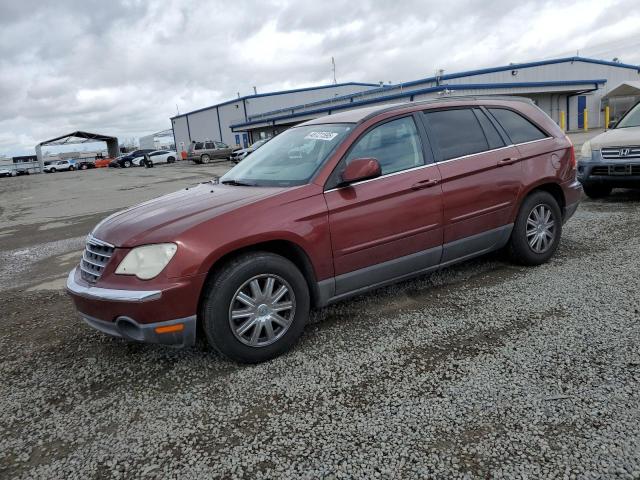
[[340, 158, 381, 185]]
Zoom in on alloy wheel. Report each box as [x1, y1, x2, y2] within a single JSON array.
[[228, 274, 296, 347], [526, 204, 556, 254]]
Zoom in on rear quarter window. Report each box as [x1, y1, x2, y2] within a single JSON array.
[[488, 108, 548, 144]]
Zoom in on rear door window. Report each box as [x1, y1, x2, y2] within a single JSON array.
[[344, 116, 425, 175], [488, 108, 547, 144], [204, 141, 215, 149], [422, 108, 489, 161]]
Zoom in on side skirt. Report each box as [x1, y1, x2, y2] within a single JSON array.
[[316, 224, 513, 307]]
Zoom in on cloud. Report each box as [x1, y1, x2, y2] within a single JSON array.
[[0, 0, 639, 155]]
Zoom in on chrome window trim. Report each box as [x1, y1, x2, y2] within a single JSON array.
[[513, 136, 553, 147], [436, 145, 514, 165], [324, 162, 440, 192], [66, 268, 162, 302]]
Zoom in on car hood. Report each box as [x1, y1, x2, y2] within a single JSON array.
[[590, 126, 640, 149], [92, 182, 287, 247]]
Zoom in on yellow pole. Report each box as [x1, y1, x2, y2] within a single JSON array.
[[584, 109, 588, 132], [559, 111, 566, 131], [605, 106, 610, 130]]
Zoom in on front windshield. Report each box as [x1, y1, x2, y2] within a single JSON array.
[[616, 102, 640, 129], [221, 124, 353, 187]]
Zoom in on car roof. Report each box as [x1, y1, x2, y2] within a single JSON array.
[[300, 95, 535, 126]]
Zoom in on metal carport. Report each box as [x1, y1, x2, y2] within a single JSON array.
[[35, 131, 119, 171]]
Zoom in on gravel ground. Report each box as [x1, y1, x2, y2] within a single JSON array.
[[1, 189, 640, 479]]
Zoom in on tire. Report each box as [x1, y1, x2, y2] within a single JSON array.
[[69, 166, 75, 171], [50, 168, 56, 173], [81, 164, 88, 170], [167, 156, 175, 163], [200, 154, 211, 164], [508, 190, 562, 266], [123, 160, 132, 168], [201, 252, 310, 363], [583, 185, 612, 199]]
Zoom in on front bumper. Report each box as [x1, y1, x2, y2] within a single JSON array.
[[80, 313, 196, 347], [66, 267, 203, 347], [578, 160, 640, 188]]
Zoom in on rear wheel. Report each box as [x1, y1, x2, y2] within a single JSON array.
[[583, 185, 612, 199], [201, 252, 310, 363], [123, 160, 132, 168], [200, 154, 211, 164], [50, 168, 56, 173], [167, 156, 175, 163], [508, 191, 562, 266], [80, 164, 88, 170]]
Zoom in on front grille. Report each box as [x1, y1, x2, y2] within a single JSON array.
[[601, 146, 640, 160], [591, 166, 609, 175], [80, 235, 115, 283]]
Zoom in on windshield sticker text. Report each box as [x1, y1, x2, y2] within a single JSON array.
[[305, 131, 339, 141]]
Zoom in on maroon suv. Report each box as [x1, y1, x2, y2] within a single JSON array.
[[67, 97, 581, 363]]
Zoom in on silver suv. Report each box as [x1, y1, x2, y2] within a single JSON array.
[[187, 140, 234, 164], [578, 101, 640, 198]]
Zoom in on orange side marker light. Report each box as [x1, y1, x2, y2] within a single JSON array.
[[155, 323, 185, 334]]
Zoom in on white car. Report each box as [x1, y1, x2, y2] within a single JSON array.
[[230, 139, 270, 164], [43, 160, 76, 173], [0, 167, 16, 177], [132, 150, 177, 166]]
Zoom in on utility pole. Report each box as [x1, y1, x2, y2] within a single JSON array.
[[331, 57, 337, 84]]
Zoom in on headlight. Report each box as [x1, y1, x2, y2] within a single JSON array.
[[115, 243, 177, 280], [580, 140, 592, 159]]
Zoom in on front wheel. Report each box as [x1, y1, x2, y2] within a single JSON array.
[[201, 252, 310, 363], [583, 185, 612, 199], [508, 191, 562, 266], [123, 160, 132, 168], [167, 156, 175, 163]]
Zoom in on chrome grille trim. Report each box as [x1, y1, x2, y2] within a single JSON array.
[[80, 234, 115, 283], [601, 146, 640, 160]]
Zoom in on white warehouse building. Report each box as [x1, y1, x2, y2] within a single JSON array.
[[226, 56, 640, 141], [170, 82, 379, 155]]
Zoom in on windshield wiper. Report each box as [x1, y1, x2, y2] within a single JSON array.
[[221, 179, 256, 186]]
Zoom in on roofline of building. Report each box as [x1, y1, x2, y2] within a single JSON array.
[[230, 79, 607, 130], [170, 82, 379, 120], [237, 57, 636, 124], [400, 56, 640, 89]]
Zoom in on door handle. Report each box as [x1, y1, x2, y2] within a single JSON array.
[[497, 157, 519, 167], [411, 179, 440, 190]]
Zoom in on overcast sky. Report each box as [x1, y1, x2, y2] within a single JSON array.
[[1, 0, 639, 156]]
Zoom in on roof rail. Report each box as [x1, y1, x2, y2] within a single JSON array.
[[358, 95, 535, 123]]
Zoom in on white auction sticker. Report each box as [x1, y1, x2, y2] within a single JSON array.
[[305, 131, 339, 141]]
